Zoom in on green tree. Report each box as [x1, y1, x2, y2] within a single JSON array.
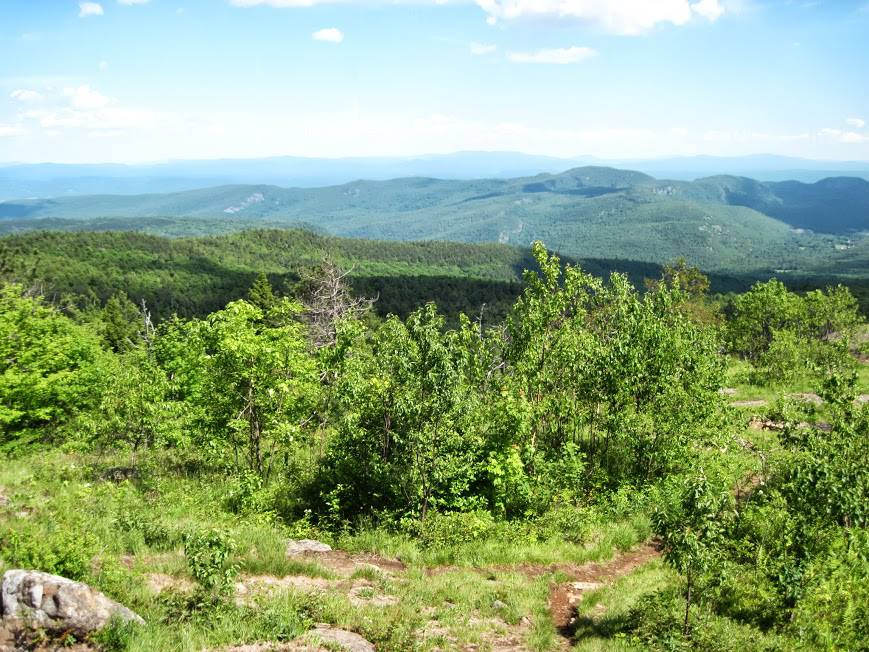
[[100, 291, 143, 353], [495, 243, 724, 492], [247, 272, 276, 312], [195, 298, 320, 480], [83, 345, 184, 453], [0, 283, 107, 446], [653, 472, 732, 635], [320, 303, 485, 520]]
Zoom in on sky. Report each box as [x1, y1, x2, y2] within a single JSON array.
[[0, 0, 867, 163]]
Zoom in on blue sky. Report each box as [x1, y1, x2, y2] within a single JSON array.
[[0, 0, 867, 163]]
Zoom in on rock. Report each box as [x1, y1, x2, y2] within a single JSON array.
[[0, 569, 144, 635], [285, 539, 332, 556], [491, 599, 507, 610], [790, 392, 823, 405], [730, 400, 768, 408], [303, 626, 375, 652], [570, 581, 602, 591]]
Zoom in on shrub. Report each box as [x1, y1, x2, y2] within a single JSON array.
[[417, 510, 496, 549], [628, 587, 791, 652], [0, 527, 98, 581], [183, 528, 238, 598]]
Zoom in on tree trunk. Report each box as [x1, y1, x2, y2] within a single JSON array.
[[683, 571, 692, 637]]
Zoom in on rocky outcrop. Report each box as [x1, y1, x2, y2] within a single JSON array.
[[0, 569, 144, 635], [303, 626, 375, 652], [285, 539, 332, 555]]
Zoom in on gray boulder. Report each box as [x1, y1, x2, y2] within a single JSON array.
[[304, 625, 375, 652], [286, 539, 332, 555], [0, 569, 144, 635]]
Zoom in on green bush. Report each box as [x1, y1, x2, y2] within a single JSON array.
[[183, 528, 238, 597], [417, 510, 497, 549], [0, 283, 109, 448], [0, 527, 98, 581], [790, 530, 869, 651], [628, 587, 791, 652]]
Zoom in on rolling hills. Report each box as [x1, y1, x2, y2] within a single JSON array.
[[1, 166, 867, 278], [2, 153, 868, 200]]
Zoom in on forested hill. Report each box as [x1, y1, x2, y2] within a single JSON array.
[[2, 166, 866, 276], [0, 229, 673, 321]]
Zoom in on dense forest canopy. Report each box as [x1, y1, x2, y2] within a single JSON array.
[[2, 229, 867, 326]]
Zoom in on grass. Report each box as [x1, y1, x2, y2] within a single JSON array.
[[723, 354, 869, 409], [0, 447, 656, 651], [571, 560, 673, 651]]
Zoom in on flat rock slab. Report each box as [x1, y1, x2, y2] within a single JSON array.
[[790, 392, 823, 405], [1, 569, 143, 636], [730, 400, 768, 408], [286, 539, 332, 555], [303, 626, 375, 652]]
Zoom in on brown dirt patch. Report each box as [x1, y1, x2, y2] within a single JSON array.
[[294, 549, 406, 577], [234, 574, 334, 604], [0, 623, 96, 652], [146, 572, 195, 594], [546, 541, 662, 641], [347, 581, 399, 607]]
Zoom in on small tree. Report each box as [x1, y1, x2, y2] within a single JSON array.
[[195, 299, 320, 480], [652, 472, 732, 635], [85, 345, 183, 454], [100, 291, 143, 352], [247, 272, 277, 312]]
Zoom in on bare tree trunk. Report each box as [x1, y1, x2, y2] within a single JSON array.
[[683, 571, 692, 637], [247, 383, 263, 477]]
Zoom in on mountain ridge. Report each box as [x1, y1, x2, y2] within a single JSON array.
[[2, 165, 866, 277]]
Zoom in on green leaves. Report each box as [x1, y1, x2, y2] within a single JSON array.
[[0, 283, 108, 446], [183, 528, 238, 597], [193, 298, 321, 480]]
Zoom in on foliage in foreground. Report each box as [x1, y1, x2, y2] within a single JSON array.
[[0, 241, 866, 650]]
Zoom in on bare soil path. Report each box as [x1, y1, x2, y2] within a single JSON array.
[[546, 541, 662, 648]]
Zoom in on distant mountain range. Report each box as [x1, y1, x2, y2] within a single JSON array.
[[2, 152, 868, 199], [2, 166, 867, 278]]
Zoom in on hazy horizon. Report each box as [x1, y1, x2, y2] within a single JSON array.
[[3, 151, 869, 169]]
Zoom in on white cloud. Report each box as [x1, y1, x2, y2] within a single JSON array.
[[99, 60, 110, 71], [64, 85, 113, 110], [232, 0, 338, 6], [10, 89, 44, 102], [23, 106, 159, 131], [470, 42, 497, 55], [818, 128, 869, 144], [17, 84, 163, 134], [476, 0, 725, 34], [312, 27, 344, 42], [845, 117, 865, 129], [508, 46, 597, 64], [691, 0, 725, 20], [0, 123, 26, 137], [78, 2, 104, 17]]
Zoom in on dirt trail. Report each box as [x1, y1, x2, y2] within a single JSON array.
[[546, 541, 662, 646]]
